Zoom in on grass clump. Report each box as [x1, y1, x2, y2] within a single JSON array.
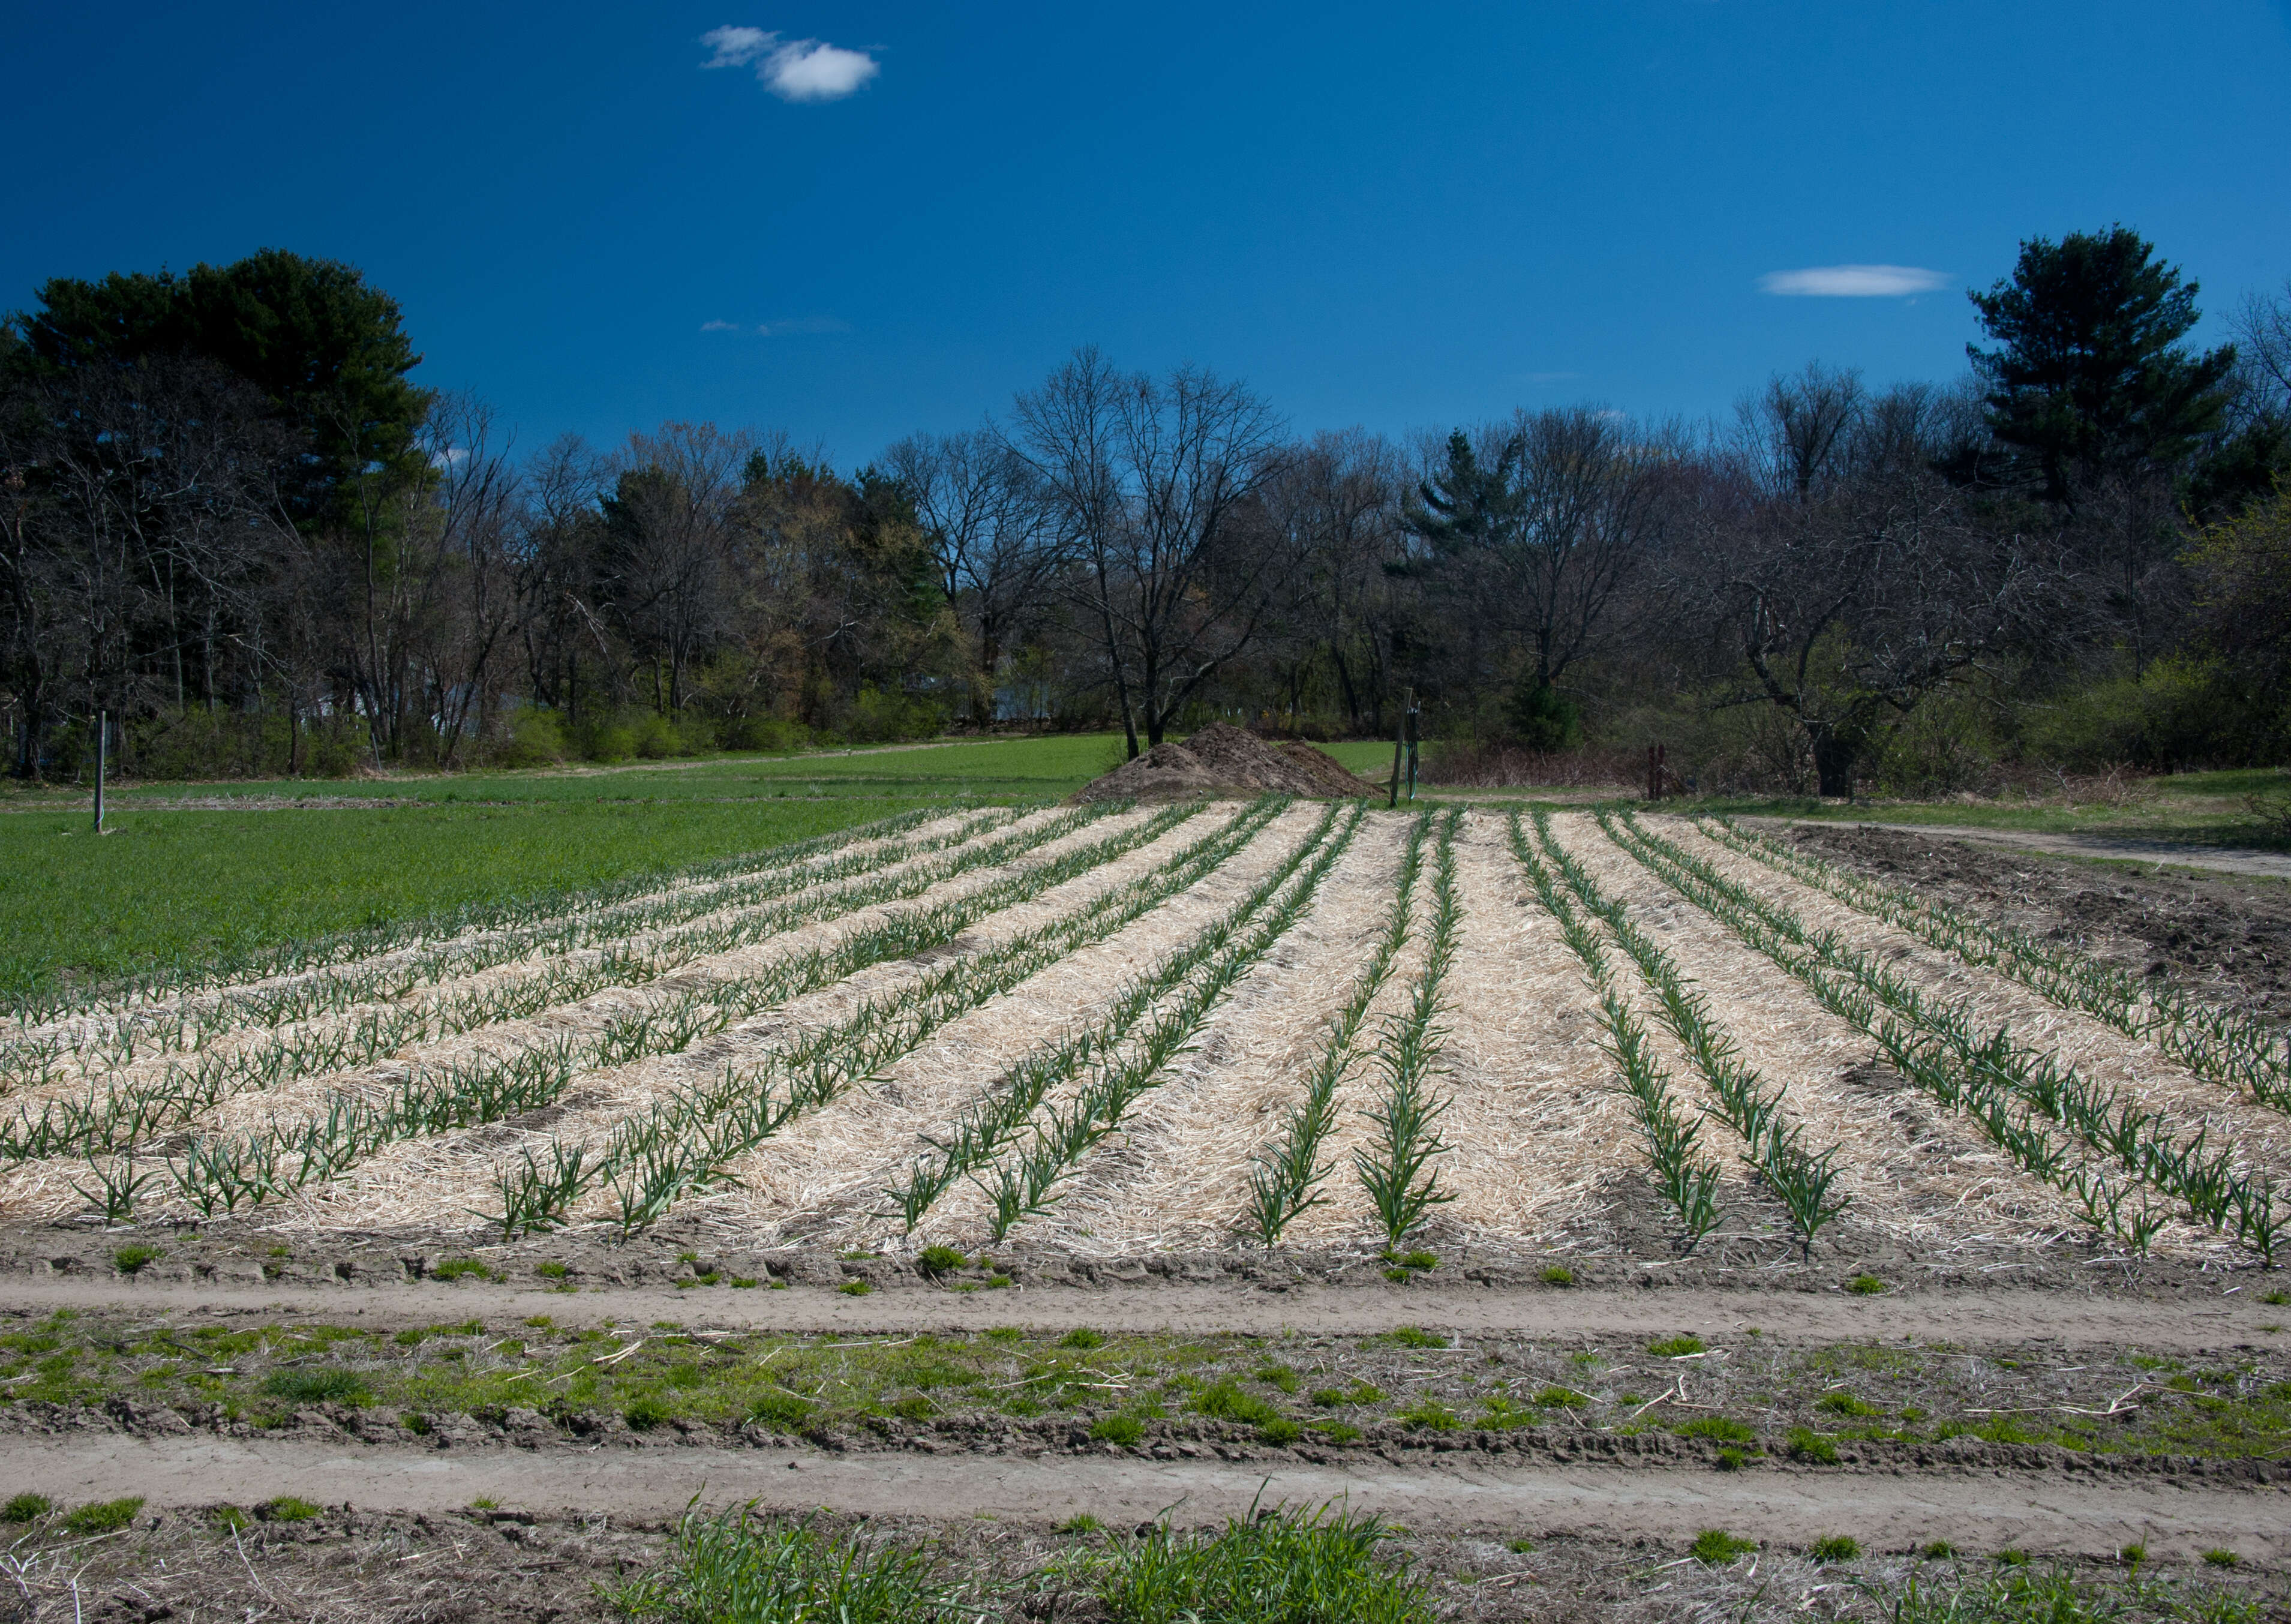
[[624, 1395, 673, 1431], [1530, 1385, 1589, 1410], [606, 1504, 966, 1622], [1194, 1382, 1280, 1428], [1786, 1427, 1840, 1464], [1676, 1416, 1757, 1445], [1809, 1535, 1860, 1563], [1541, 1264, 1575, 1286], [1082, 1504, 1433, 1624], [262, 1368, 370, 1405], [431, 1257, 495, 1281], [1386, 1326, 1448, 1350], [1397, 1399, 1459, 1432], [535, 1260, 569, 1279], [1059, 1328, 1104, 1350], [1647, 1334, 1706, 1357], [838, 1280, 873, 1296], [1, 1493, 51, 1523], [747, 1391, 813, 1431], [113, 1244, 161, 1275], [1091, 1413, 1145, 1446], [62, 1496, 145, 1535], [1691, 1529, 1756, 1566], [1817, 1392, 1881, 1417], [2202, 1549, 2241, 1569], [917, 1245, 968, 1277], [266, 1496, 322, 1523]]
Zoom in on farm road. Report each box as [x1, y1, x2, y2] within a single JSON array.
[[7, 1434, 2284, 1560], [14, 1277, 2281, 1352], [1745, 817, 2291, 879]]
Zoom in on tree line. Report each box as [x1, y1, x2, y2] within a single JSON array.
[[4, 227, 2286, 793]]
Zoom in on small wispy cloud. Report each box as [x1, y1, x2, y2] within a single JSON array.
[[1760, 265, 1949, 298], [701, 25, 879, 101], [699, 316, 850, 337]]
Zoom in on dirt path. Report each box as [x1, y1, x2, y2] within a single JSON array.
[[1745, 818, 2291, 881], [9, 1436, 2282, 1559], [11, 1277, 2281, 1349]]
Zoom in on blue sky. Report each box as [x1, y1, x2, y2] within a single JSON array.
[[10, 2, 2290, 464]]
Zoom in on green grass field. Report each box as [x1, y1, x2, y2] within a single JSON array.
[[0, 733, 1406, 1007]]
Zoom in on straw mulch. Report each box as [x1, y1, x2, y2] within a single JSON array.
[[1073, 722, 1381, 803], [1559, 815, 2081, 1248]]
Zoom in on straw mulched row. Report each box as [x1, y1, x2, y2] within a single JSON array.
[[698, 804, 1320, 1247], [1664, 818, 2291, 1253], [847, 808, 1336, 1252], [1368, 812, 1640, 1253], [293, 805, 1221, 1235], [1560, 815, 2088, 1250], [1, 806, 1037, 1113], [0, 806, 1148, 1227], [1013, 810, 1408, 1254]]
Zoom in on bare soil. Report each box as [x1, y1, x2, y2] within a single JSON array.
[[1073, 723, 1382, 802], [1782, 822, 2291, 1029]]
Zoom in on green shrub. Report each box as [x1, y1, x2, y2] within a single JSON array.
[[1715, 1448, 1750, 1472], [113, 1244, 160, 1275], [917, 1246, 968, 1277], [1, 1493, 51, 1523], [1259, 1418, 1303, 1444], [1091, 1413, 1145, 1446], [1847, 1274, 1887, 1295], [1809, 1535, 1860, 1563], [1310, 1388, 1348, 1408], [499, 706, 568, 766], [1540, 1265, 1575, 1286], [263, 1368, 370, 1405], [1647, 1335, 1705, 1357], [62, 1497, 144, 1536], [1691, 1529, 1756, 1565]]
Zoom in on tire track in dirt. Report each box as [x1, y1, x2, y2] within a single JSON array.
[[14, 1277, 2278, 1350], [7, 1436, 2283, 1559]]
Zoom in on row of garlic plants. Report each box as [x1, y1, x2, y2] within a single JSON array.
[[98, 803, 1209, 1221], [1236, 809, 1434, 1247], [1607, 811, 2285, 1263], [3, 805, 963, 1032], [1531, 812, 1851, 1258], [1697, 816, 2291, 1112], [2, 805, 1014, 1088], [7, 805, 1100, 1163], [960, 803, 1366, 1243], [1507, 811, 1725, 1250]]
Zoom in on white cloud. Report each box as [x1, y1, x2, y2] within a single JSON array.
[[757, 316, 849, 337], [699, 319, 741, 332], [1759, 265, 1950, 298], [699, 26, 879, 101]]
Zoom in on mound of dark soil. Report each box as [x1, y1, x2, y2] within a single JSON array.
[[1073, 722, 1383, 803]]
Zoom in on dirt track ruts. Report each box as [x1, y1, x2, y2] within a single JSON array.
[[10, 1278, 2283, 1350], [7, 1435, 2283, 1559]]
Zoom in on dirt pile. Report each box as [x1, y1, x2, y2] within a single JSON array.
[[1073, 722, 1383, 802]]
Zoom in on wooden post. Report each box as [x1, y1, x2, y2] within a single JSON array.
[[92, 710, 106, 835], [1405, 697, 1419, 802], [1389, 690, 1407, 809]]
